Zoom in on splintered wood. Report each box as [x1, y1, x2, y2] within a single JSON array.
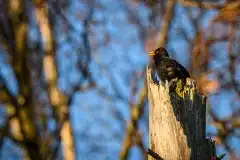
[[147, 66, 213, 160]]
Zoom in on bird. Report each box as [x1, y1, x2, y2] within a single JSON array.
[[149, 47, 190, 83]]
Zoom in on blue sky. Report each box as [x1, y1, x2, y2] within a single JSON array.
[[0, 0, 239, 159]]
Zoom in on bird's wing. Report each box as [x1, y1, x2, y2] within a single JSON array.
[[174, 60, 190, 78]]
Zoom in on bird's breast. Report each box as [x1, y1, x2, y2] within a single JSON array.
[[156, 61, 180, 81]]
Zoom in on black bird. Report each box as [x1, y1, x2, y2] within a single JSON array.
[[149, 47, 190, 83]]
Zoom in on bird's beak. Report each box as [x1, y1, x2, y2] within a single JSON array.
[[149, 51, 155, 56]]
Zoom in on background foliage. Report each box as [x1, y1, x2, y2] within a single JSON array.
[[0, 0, 239, 159]]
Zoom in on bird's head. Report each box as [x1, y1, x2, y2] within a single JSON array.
[[149, 47, 169, 58]]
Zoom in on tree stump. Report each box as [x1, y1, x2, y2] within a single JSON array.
[[147, 66, 215, 160]]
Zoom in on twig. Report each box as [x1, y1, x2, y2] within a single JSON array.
[[178, 0, 237, 9], [119, 77, 147, 160], [157, 0, 176, 47], [147, 148, 164, 160]]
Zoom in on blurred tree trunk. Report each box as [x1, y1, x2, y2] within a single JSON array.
[[33, 1, 75, 159], [0, 0, 76, 159], [6, 0, 40, 158]]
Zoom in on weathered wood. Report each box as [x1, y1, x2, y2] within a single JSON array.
[[147, 66, 213, 160]]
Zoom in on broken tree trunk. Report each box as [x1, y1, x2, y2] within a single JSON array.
[[147, 66, 215, 160]]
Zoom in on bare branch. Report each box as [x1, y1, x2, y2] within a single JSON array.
[[178, 0, 239, 9], [157, 0, 176, 47]]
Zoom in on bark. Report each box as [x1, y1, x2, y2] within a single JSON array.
[[147, 66, 214, 160]]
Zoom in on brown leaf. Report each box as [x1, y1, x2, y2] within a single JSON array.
[[192, 31, 209, 75], [213, 2, 240, 23], [197, 74, 219, 94]]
